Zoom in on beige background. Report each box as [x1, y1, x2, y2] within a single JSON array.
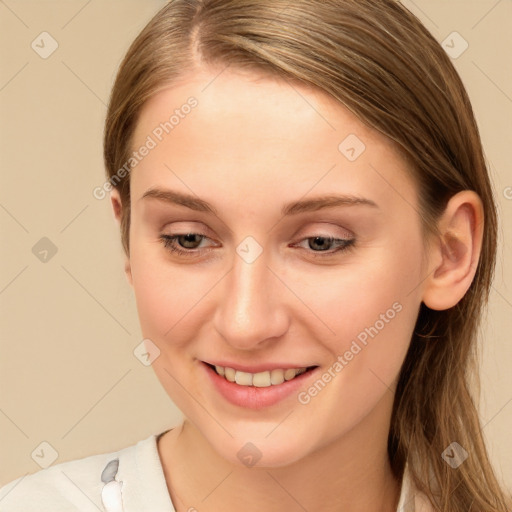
[[0, 0, 511, 491]]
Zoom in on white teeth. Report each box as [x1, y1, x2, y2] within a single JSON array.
[[252, 371, 271, 387], [224, 367, 236, 382], [212, 365, 310, 387], [270, 369, 285, 385], [284, 368, 297, 381], [235, 371, 253, 386]]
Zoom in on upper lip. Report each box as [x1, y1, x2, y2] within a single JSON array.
[[203, 360, 318, 373]]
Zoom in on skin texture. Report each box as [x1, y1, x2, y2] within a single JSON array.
[[110, 66, 484, 512]]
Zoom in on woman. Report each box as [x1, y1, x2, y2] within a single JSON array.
[[1, 1, 510, 510]]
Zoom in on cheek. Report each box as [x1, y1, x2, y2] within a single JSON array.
[[302, 236, 423, 378], [129, 244, 204, 342], [292, 254, 421, 437]]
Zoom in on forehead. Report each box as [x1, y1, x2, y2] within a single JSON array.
[[133, 66, 394, 153], [129, 66, 417, 216]]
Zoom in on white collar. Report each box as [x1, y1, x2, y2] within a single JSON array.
[[100, 434, 432, 512], [397, 462, 434, 511]]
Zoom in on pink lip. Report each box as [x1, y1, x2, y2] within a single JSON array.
[[205, 360, 315, 373], [202, 362, 319, 410]]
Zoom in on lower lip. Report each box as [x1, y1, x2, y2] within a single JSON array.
[[202, 362, 318, 410]]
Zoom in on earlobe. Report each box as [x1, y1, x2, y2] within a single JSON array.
[[110, 189, 133, 288], [422, 191, 484, 311], [110, 188, 123, 226], [124, 258, 133, 287]]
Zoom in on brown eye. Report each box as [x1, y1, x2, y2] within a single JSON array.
[[175, 234, 204, 249], [308, 236, 335, 251], [160, 233, 215, 257], [295, 236, 356, 258]]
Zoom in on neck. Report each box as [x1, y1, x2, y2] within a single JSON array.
[[158, 411, 402, 512]]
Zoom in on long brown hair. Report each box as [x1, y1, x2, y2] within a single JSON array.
[[103, 1, 511, 509]]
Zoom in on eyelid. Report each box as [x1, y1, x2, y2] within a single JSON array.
[[159, 231, 356, 261], [162, 232, 218, 248], [160, 219, 357, 257], [160, 226, 353, 246], [291, 235, 355, 255], [160, 221, 215, 237], [294, 223, 354, 241]]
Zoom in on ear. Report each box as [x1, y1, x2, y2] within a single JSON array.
[[110, 188, 133, 288], [422, 190, 484, 311]]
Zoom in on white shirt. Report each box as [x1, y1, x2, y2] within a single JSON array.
[[0, 431, 433, 511]]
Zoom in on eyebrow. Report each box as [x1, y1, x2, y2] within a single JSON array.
[[140, 188, 379, 216]]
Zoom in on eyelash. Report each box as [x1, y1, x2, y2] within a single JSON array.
[[159, 233, 356, 259]]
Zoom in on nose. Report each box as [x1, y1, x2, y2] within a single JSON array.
[[213, 244, 289, 351]]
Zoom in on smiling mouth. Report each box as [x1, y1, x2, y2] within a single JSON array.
[[204, 362, 318, 387]]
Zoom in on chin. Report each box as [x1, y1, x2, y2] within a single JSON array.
[[207, 429, 316, 469]]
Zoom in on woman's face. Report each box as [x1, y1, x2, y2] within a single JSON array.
[[124, 66, 429, 467]]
